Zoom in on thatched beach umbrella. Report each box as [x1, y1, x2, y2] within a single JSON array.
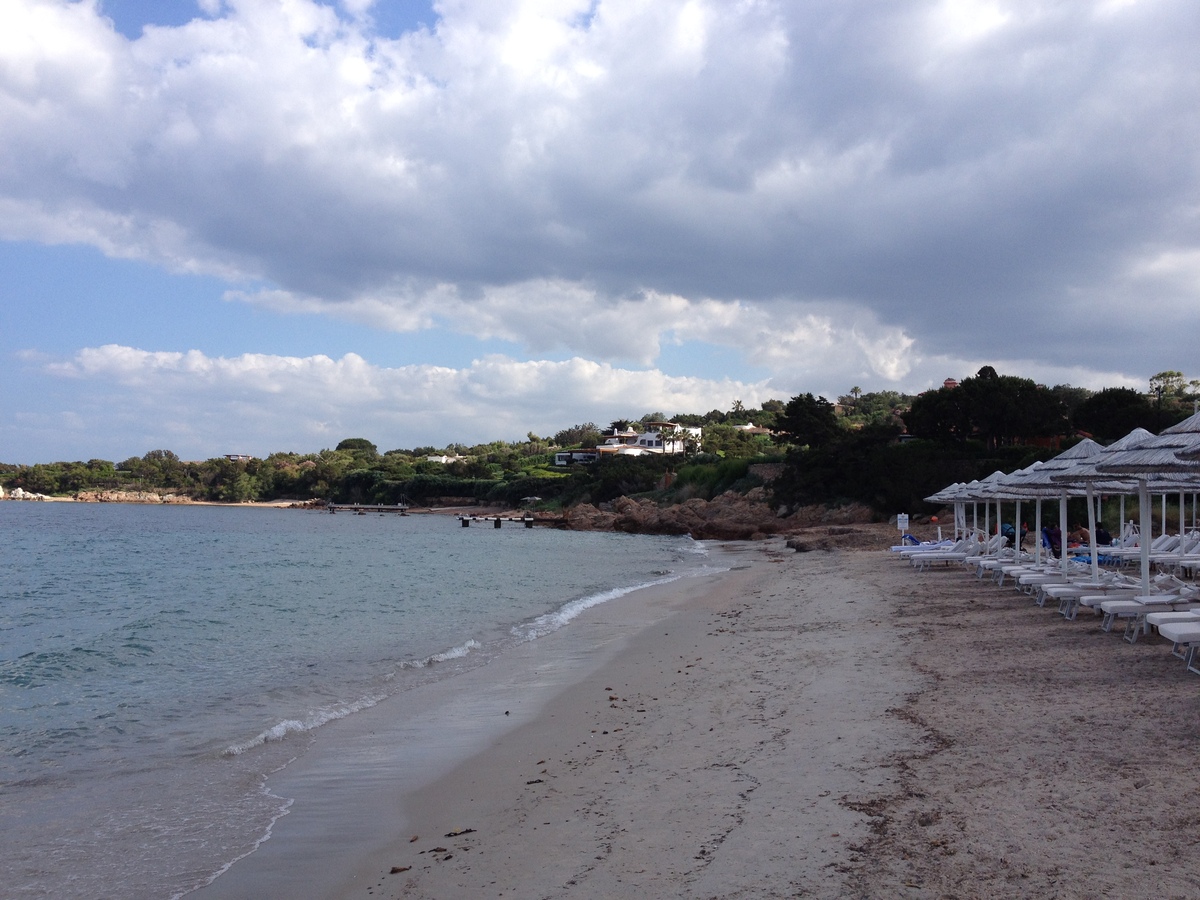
[[923, 482, 969, 539], [1084, 413, 1200, 593], [998, 439, 1104, 573]]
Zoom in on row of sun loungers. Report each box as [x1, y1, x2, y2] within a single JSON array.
[[892, 537, 1200, 675]]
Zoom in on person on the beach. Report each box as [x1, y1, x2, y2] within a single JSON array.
[[1069, 523, 1091, 546], [1095, 522, 1113, 545], [1048, 525, 1062, 557]]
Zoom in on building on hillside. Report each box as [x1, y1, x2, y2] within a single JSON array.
[[553, 450, 600, 466], [594, 422, 702, 457], [731, 423, 773, 436]]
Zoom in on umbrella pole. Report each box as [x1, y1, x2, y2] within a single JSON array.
[[1139, 479, 1151, 596], [1087, 483, 1099, 582], [1015, 498, 1022, 556], [1035, 499, 1043, 565], [1180, 491, 1187, 563], [1059, 490, 1069, 575]]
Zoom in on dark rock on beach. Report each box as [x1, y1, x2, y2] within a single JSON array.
[[563, 488, 891, 546]]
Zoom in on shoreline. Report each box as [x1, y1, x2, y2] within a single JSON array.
[[190, 542, 759, 898], [200, 541, 1200, 899], [335, 543, 926, 899], [194, 540, 930, 898], [0, 494, 514, 516]]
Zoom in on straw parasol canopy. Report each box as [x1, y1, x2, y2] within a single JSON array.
[[998, 439, 1103, 497], [1093, 411, 1200, 478], [1066, 414, 1200, 593]]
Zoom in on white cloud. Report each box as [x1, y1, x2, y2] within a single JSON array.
[[225, 280, 927, 383], [36, 343, 773, 456], [1, 0, 1199, 435]]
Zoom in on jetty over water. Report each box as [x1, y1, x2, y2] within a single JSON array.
[[458, 513, 538, 528], [326, 503, 409, 514]]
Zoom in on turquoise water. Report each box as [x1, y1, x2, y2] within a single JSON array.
[[0, 503, 712, 898]]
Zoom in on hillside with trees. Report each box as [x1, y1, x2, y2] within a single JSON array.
[[3, 370, 1195, 519]]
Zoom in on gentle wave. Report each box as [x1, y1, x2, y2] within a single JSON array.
[[397, 638, 483, 669], [511, 566, 725, 642], [223, 638, 487, 756], [173, 771, 295, 900], [223, 694, 385, 756]]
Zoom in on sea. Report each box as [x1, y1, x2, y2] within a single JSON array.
[[0, 502, 719, 898]]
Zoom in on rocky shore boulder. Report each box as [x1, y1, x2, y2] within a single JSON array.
[[565, 488, 787, 541], [5, 487, 51, 501], [75, 490, 193, 504], [562, 489, 893, 546]]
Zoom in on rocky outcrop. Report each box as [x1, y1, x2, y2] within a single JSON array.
[[288, 498, 328, 509], [566, 493, 769, 540], [74, 490, 193, 504], [563, 489, 893, 547], [4, 487, 51, 501]]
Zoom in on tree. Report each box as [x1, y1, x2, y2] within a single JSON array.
[[904, 386, 972, 443], [905, 370, 1065, 448], [336, 438, 378, 458], [1073, 387, 1157, 440], [553, 422, 602, 448], [773, 393, 839, 449], [1149, 371, 1187, 400], [1148, 371, 1199, 426], [1049, 384, 1092, 422], [960, 373, 1065, 448]]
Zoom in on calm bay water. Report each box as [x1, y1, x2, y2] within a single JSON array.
[[0, 502, 711, 898]]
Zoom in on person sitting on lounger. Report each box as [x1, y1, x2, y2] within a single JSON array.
[[1069, 523, 1091, 546], [1094, 522, 1113, 545], [1048, 525, 1063, 557]]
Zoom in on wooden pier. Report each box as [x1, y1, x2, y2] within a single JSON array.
[[458, 514, 537, 528], [326, 503, 410, 515]]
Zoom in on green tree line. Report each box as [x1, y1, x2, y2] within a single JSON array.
[[3, 370, 1194, 516]]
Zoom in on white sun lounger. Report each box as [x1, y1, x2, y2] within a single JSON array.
[[1143, 609, 1200, 646], [1045, 582, 1138, 620], [1154, 619, 1200, 674], [1099, 593, 1198, 637], [910, 537, 990, 571]]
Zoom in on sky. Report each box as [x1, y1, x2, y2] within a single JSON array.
[[2, 0, 1198, 463]]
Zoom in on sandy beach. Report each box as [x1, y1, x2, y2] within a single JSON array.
[[201, 540, 1200, 899]]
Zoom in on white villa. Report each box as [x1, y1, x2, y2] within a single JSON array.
[[603, 423, 703, 456], [554, 422, 703, 465]]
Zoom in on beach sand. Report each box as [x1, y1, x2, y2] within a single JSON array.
[[205, 542, 1200, 899]]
